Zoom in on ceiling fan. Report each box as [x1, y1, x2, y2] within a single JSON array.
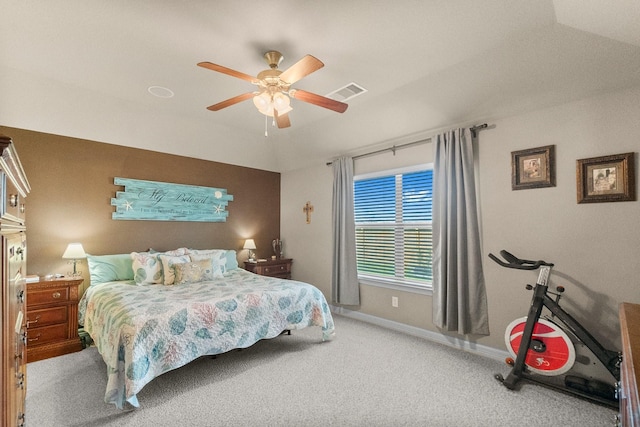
[[197, 51, 348, 129]]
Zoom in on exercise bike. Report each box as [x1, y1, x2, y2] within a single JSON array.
[[490, 250, 621, 408]]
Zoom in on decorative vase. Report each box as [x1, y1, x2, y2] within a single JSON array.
[[272, 239, 283, 259]]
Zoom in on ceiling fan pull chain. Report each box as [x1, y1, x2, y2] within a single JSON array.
[[264, 114, 268, 137]]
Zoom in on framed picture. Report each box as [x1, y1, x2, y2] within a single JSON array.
[[576, 152, 636, 203], [511, 145, 555, 190]]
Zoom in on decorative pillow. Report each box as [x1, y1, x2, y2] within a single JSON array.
[[131, 252, 164, 285], [174, 259, 214, 285], [225, 250, 238, 271], [189, 251, 226, 278], [187, 249, 238, 272], [158, 254, 191, 285]]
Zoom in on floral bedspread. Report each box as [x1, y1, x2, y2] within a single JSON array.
[[80, 269, 335, 409]]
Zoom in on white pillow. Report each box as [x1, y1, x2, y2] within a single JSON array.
[[162, 247, 189, 256]]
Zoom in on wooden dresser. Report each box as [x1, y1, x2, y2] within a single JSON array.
[[26, 277, 83, 363], [244, 258, 293, 279], [619, 302, 640, 426], [0, 135, 30, 427]]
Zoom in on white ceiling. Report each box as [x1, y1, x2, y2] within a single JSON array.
[[2, 0, 640, 172]]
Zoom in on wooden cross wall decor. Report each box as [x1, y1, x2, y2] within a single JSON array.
[[303, 201, 314, 224]]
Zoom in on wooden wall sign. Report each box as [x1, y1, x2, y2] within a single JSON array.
[[111, 177, 233, 222]]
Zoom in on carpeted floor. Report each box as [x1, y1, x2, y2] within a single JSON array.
[[26, 314, 616, 426]]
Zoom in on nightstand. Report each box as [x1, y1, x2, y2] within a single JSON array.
[[244, 258, 293, 279], [26, 277, 83, 362]]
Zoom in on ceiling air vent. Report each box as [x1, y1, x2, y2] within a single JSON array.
[[326, 82, 367, 102]]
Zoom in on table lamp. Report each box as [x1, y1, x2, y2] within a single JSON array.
[[62, 242, 86, 276], [243, 239, 256, 261]]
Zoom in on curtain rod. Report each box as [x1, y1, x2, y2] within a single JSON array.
[[326, 123, 488, 166]]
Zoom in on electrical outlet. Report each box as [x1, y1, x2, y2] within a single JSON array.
[[391, 296, 399, 308]]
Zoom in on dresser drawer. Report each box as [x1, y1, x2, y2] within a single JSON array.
[[245, 259, 293, 279], [26, 277, 83, 362], [28, 287, 70, 306], [26, 324, 68, 346], [260, 263, 291, 275], [26, 306, 67, 329]]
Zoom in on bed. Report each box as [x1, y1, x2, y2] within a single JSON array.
[[79, 248, 335, 409]]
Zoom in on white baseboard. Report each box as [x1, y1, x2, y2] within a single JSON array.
[[330, 305, 509, 363]]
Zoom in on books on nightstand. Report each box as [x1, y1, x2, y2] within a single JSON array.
[[25, 275, 40, 283]]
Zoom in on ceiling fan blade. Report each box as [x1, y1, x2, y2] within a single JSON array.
[[197, 62, 257, 83], [290, 89, 348, 113], [279, 55, 324, 85], [274, 110, 291, 128], [206, 92, 255, 111]]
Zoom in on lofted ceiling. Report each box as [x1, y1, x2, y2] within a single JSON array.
[[1, 0, 640, 172]]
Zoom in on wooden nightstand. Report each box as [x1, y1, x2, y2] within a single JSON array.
[[26, 277, 83, 362], [244, 258, 293, 279]]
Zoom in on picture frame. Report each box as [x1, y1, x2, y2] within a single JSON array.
[[576, 152, 636, 204], [511, 145, 555, 190]]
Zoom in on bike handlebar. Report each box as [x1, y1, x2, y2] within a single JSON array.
[[488, 250, 554, 270]]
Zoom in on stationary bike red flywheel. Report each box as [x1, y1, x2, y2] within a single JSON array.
[[505, 317, 575, 376]]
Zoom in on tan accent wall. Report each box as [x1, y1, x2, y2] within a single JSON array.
[[1, 126, 280, 290]]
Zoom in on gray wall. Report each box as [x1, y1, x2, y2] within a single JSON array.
[[281, 85, 640, 351]]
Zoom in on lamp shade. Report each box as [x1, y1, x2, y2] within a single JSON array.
[[62, 243, 87, 259], [253, 92, 271, 111], [243, 239, 256, 250], [272, 92, 291, 113], [252, 92, 293, 117]]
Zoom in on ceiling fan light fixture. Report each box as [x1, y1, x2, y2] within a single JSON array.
[[253, 92, 271, 110], [253, 91, 292, 117], [273, 92, 289, 109], [259, 105, 275, 117], [200, 50, 346, 127]]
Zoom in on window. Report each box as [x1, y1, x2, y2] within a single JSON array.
[[354, 165, 433, 291]]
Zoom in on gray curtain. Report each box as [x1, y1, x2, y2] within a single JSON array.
[[331, 156, 360, 305], [432, 128, 489, 335]]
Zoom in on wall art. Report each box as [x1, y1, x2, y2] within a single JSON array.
[[511, 145, 556, 190], [111, 177, 233, 222], [576, 152, 635, 203]]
